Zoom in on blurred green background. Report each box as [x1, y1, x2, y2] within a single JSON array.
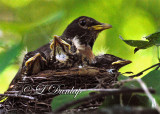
[[0, 0, 159, 93]]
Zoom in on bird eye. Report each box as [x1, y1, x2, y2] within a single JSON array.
[[79, 20, 86, 26]]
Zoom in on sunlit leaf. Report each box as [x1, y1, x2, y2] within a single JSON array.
[[51, 91, 91, 111], [0, 43, 22, 74]]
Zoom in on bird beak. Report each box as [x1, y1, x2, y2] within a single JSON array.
[[112, 60, 132, 66], [91, 23, 112, 31], [25, 53, 47, 67], [25, 53, 41, 67]]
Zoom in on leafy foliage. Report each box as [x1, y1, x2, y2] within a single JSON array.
[[119, 32, 160, 53]]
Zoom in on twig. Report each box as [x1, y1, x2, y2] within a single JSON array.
[[78, 89, 124, 92], [129, 62, 160, 78], [53, 88, 155, 113], [4, 91, 19, 94], [0, 94, 35, 100], [24, 77, 47, 79], [137, 79, 160, 113]]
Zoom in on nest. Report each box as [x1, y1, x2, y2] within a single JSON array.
[[1, 66, 119, 113]]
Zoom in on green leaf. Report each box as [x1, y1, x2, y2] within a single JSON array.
[[119, 35, 154, 49], [142, 70, 160, 95], [145, 32, 160, 46], [51, 91, 91, 111], [119, 32, 160, 52], [0, 43, 22, 73]]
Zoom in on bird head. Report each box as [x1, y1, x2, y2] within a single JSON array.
[[61, 16, 112, 48]]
